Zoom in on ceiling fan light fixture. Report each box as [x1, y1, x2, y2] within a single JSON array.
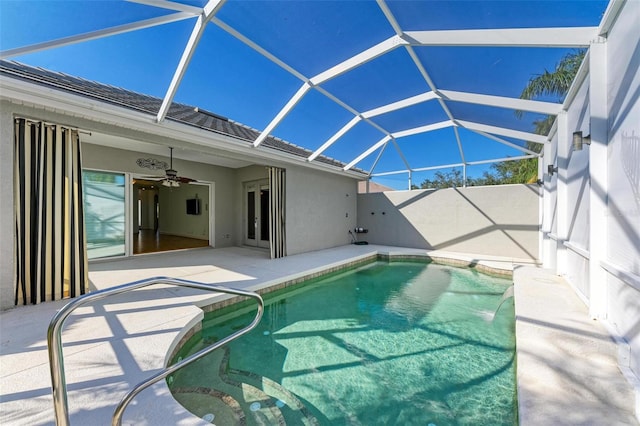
[[161, 179, 180, 188], [143, 147, 193, 187]]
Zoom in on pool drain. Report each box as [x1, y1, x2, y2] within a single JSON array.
[[263, 331, 270, 335], [202, 413, 215, 422], [250, 402, 261, 411]]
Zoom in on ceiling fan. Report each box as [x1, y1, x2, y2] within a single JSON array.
[[141, 147, 196, 188]]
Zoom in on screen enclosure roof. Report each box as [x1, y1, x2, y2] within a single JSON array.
[[0, 0, 611, 188]]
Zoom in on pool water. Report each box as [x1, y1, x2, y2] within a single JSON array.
[[170, 261, 517, 425]]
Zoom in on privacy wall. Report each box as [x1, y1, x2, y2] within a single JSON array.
[[358, 184, 539, 260]]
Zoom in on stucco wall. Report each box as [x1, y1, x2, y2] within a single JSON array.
[[0, 105, 14, 310], [0, 98, 362, 309], [286, 166, 358, 255], [233, 164, 360, 255], [0, 98, 242, 309], [358, 184, 540, 260]]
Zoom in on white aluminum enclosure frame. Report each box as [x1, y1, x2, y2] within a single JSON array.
[[0, 0, 602, 187]]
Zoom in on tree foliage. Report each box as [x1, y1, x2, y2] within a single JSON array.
[[416, 169, 464, 189], [416, 168, 501, 189], [417, 50, 586, 189], [499, 50, 585, 184], [518, 50, 586, 106]]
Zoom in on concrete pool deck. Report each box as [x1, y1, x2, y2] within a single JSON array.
[[0, 245, 637, 425]]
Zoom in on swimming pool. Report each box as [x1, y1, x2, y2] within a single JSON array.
[[169, 261, 517, 425]]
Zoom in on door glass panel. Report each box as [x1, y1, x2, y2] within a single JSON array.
[[247, 191, 255, 239], [260, 189, 269, 241], [82, 170, 126, 259]]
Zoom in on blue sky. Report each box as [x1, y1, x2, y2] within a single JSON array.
[[0, 0, 608, 189]]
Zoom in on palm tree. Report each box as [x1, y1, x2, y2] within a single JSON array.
[[491, 50, 587, 183], [519, 50, 586, 104]]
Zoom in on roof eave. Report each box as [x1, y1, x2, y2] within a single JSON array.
[[0, 74, 367, 179]]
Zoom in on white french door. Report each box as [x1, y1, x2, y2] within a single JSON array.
[[244, 180, 270, 248]]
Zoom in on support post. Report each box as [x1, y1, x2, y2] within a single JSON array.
[[462, 164, 467, 187], [588, 41, 609, 320], [541, 131, 557, 270], [556, 111, 569, 276]]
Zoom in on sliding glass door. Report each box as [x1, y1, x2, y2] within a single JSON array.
[[82, 170, 126, 259]]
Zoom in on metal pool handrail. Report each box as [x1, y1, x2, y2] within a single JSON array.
[[47, 276, 264, 426]]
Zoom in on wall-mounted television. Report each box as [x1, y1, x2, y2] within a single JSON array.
[[186, 198, 200, 215]]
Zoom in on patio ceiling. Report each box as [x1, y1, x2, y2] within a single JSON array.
[[0, 0, 608, 188]]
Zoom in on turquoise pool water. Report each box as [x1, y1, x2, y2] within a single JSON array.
[[170, 261, 517, 425]]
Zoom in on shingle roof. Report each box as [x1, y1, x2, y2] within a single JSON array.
[[0, 60, 365, 174]]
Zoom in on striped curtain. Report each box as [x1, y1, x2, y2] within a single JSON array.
[[14, 118, 88, 305], [268, 167, 286, 259]]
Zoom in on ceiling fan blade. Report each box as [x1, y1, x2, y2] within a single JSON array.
[[132, 178, 164, 188], [177, 176, 197, 183]]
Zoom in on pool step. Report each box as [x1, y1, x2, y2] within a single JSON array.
[[225, 368, 319, 425], [171, 386, 246, 425], [220, 348, 319, 426], [169, 348, 318, 425]]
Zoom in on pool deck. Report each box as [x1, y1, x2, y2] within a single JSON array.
[[1, 245, 637, 425]]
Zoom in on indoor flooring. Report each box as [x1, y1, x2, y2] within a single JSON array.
[[133, 229, 209, 254]]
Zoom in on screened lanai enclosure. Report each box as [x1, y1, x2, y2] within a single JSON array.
[[1, 0, 639, 422], [0, 0, 608, 188]]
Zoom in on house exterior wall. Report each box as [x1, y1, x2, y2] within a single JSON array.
[[0, 99, 363, 309], [357, 184, 539, 260], [0, 102, 241, 309], [0, 105, 14, 310], [235, 165, 268, 184], [286, 165, 357, 255], [234, 164, 359, 255]]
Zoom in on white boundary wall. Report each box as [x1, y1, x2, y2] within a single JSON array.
[[358, 184, 540, 260], [541, 0, 640, 395]]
